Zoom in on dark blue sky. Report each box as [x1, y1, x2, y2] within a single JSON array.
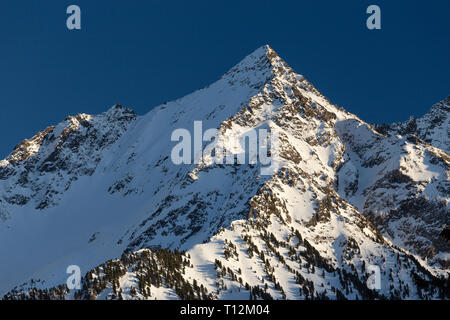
[[0, 0, 449, 158]]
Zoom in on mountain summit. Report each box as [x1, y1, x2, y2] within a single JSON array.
[[1, 46, 448, 300]]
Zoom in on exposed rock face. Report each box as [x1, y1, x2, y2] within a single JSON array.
[[0, 105, 136, 209], [376, 96, 450, 153], [0, 46, 448, 300]]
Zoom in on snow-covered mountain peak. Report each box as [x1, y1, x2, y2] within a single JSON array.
[[219, 45, 300, 90], [426, 96, 450, 129], [378, 95, 449, 153], [6, 126, 56, 164], [0, 46, 448, 300], [103, 104, 137, 120], [430, 95, 450, 112]]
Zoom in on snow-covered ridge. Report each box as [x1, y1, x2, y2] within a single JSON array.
[[0, 105, 136, 210], [0, 45, 448, 300], [376, 95, 449, 153]]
